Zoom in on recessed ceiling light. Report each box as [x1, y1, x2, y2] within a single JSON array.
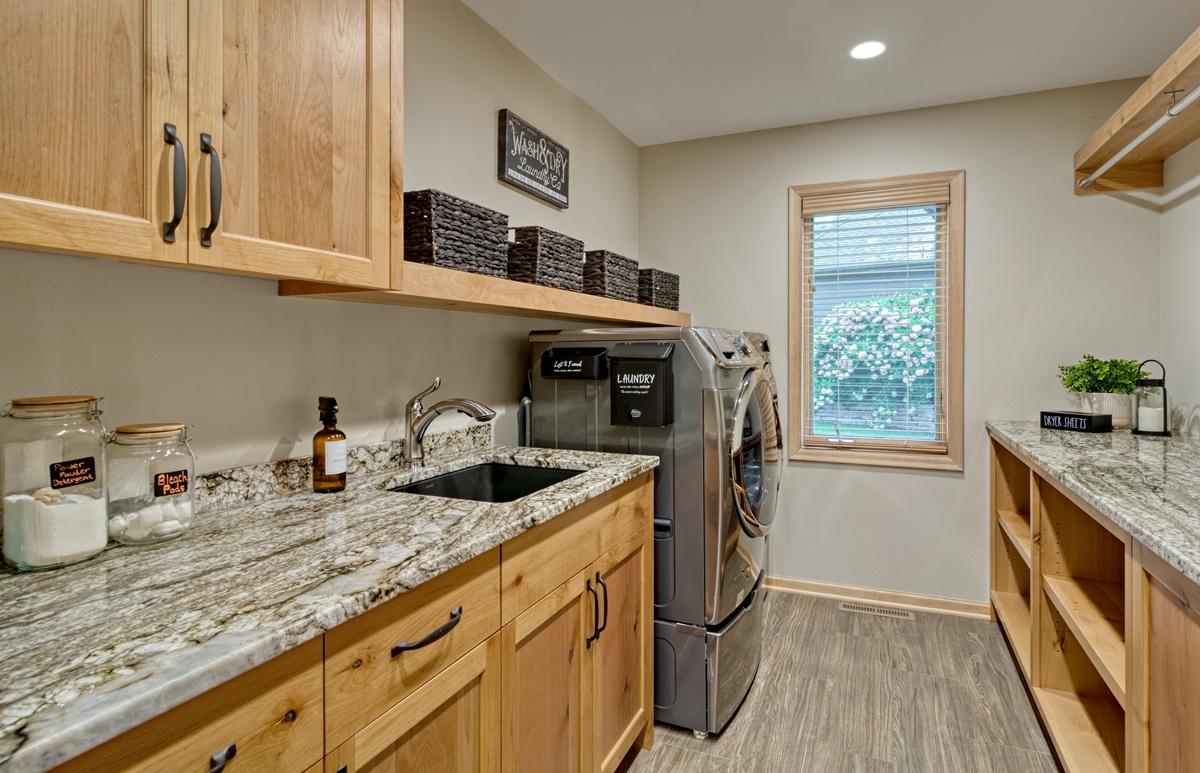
[[850, 41, 886, 60]]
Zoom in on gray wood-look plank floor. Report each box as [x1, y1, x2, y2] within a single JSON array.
[[621, 592, 1059, 773]]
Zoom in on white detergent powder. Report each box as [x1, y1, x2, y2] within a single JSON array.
[[3, 494, 107, 567]]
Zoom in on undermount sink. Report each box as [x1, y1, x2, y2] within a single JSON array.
[[389, 463, 582, 503]]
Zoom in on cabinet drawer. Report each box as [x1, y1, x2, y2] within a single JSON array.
[[324, 547, 501, 748], [325, 633, 501, 772], [54, 637, 323, 773], [502, 473, 652, 624]]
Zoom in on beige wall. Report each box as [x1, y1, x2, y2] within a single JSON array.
[[1160, 140, 1200, 434], [405, 0, 640, 257], [0, 0, 640, 473], [639, 81, 1162, 602]]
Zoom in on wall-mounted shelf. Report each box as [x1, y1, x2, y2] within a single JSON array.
[[279, 262, 691, 327], [1074, 26, 1200, 194]]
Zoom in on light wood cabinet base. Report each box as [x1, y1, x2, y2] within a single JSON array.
[[989, 432, 1200, 773]]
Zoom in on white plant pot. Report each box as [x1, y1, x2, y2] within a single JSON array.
[[1074, 392, 1134, 429]]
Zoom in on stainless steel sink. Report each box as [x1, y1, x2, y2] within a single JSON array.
[[389, 463, 582, 503]]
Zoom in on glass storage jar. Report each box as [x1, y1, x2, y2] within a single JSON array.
[[1, 395, 109, 571], [106, 424, 195, 544]]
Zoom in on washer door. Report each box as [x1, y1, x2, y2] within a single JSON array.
[[729, 369, 781, 537]]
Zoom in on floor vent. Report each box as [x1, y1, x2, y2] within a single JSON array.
[[838, 601, 916, 620]]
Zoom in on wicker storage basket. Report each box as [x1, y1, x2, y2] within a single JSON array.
[[638, 268, 680, 310], [583, 250, 639, 303], [507, 226, 585, 291], [403, 189, 508, 277]]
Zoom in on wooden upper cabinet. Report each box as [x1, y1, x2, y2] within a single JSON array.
[[187, 0, 393, 287], [0, 0, 189, 264], [0, 0, 396, 287]]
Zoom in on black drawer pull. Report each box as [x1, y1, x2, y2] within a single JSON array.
[[162, 123, 186, 243], [392, 606, 462, 656], [199, 132, 222, 247], [586, 579, 600, 649], [596, 571, 609, 637], [208, 743, 236, 773]]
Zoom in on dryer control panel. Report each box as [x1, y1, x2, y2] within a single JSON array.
[[693, 328, 765, 369]]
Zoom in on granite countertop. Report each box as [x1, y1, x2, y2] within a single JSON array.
[[0, 445, 658, 773], [986, 419, 1200, 586]]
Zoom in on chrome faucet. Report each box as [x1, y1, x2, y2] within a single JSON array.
[[403, 377, 496, 468]]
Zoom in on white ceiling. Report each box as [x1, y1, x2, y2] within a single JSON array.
[[461, 0, 1200, 147]]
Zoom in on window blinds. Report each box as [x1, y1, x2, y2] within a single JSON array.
[[800, 185, 950, 453]]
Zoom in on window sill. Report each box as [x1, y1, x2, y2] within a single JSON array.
[[790, 447, 963, 472]]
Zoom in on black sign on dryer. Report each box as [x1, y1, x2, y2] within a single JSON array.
[[610, 343, 674, 427], [540, 347, 608, 380]]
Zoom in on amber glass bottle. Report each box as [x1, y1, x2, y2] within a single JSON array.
[[313, 396, 347, 493]]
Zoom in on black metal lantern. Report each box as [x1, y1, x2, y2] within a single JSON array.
[[1132, 359, 1170, 436]]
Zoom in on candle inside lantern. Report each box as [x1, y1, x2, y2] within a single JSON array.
[[1138, 406, 1165, 433]]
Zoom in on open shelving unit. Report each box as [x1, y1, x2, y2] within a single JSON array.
[[989, 434, 1131, 773], [279, 262, 692, 327], [991, 441, 1033, 677]]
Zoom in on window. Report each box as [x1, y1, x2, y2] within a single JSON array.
[[787, 170, 964, 470]]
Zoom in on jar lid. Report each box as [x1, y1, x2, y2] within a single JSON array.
[[114, 422, 187, 437], [11, 395, 98, 408]]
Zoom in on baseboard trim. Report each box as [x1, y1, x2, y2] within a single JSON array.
[[764, 575, 991, 620]]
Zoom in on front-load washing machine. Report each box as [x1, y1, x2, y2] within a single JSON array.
[[528, 327, 782, 736]]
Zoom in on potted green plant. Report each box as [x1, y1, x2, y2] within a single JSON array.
[[1058, 355, 1147, 429]]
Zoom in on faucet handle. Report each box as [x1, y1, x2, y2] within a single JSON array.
[[413, 377, 441, 403]]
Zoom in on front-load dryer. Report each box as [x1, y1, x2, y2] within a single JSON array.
[[528, 327, 782, 736]]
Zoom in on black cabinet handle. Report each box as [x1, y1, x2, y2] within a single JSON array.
[[199, 132, 222, 247], [392, 606, 462, 656], [596, 571, 609, 637], [208, 743, 236, 773], [162, 123, 186, 243], [586, 579, 600, 649]]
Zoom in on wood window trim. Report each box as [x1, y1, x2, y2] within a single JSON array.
[[787, 170, 965, 472]]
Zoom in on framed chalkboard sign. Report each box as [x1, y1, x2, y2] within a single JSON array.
[[498, 109, 569, 208]]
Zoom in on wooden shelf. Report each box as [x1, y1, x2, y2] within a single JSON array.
[[1043, 576, 1126, 708], [1033, 687, 1125, 773], [1074, 26, 1200, 194], [996, 509, 1032, 568], [279, 263, 692, 326], [992, 589, 1031, 681]]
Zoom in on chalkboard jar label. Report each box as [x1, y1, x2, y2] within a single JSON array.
[[154, 469, 190, 497], [50, 456, 98, 489]]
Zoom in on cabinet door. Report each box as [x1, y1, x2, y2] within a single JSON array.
[[501, 566, 594, 773], [591, 526, 653, 773], [1133, 543, 1200, 773], [188, 0, 393, 287], [326, 634, 501, 773], [0, 0, 188, 264]]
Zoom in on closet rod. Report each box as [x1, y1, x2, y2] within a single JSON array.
[[1077, 85, 1200, 190]]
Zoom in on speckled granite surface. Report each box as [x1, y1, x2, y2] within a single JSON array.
[[987, 420, 1200, 586], [194, 424, 493, 511], [0, 444, 657, 773]]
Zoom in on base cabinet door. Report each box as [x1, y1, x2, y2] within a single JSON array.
[[1134, 543, 1200, 773], [591, 526, 652, 773], [501, 566, 595, 773], [326, 634, 501, 773], [0, 0, 189, 264]]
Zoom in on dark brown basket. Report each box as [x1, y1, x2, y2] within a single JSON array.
[[583, 250, 638, 303], [638, 268, 680, 310], [508, 226, 585, 291], [403, 189, 509, 277]]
